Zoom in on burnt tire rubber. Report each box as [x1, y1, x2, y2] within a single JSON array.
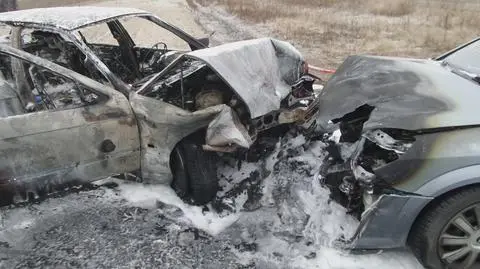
[[408, 186, 480, 269], [170, 141, 218, 206]]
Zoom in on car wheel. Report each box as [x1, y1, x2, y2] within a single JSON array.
[[170, 141, 218, 205], [409, 186, 480, 269]]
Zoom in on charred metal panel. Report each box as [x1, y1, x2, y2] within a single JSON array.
[[188, 38, 304, 118], [0, 7, 148, 30], [0, 96, 140, 202], [129, 92, 230, 183], [384, 127, 480, 193], [317, 55, 480, 131], [0, 53, 140, 203]]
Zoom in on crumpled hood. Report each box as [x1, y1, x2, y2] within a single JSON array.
[[187, 38, 304, 118], [317, 55, 480, 131]]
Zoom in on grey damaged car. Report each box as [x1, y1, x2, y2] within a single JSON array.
[[318, 37, 480, 269], [0, 8, 319, 206]]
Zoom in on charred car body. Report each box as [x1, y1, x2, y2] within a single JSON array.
[[318, 38, 480, 269], [0, 7, 318, 206]]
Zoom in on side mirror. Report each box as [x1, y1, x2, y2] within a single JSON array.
[[190, 32, 214, 50], [196, 37, 210, 47], [196, 31, 214, 48]]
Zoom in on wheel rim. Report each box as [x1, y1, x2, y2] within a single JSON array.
[[438, 203, 480, 269]]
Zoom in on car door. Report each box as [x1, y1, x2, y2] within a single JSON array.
[[0, 46, 140, 204]]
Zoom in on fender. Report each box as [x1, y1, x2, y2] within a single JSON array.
[[392, 165, 480, 248], [414, 164, 480, 197]]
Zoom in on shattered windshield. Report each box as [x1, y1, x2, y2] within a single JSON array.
[[442, 39, 480, 80]]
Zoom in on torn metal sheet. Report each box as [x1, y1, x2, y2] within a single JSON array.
[[205, 106, 253, 149], [316, 55, 480, 131]]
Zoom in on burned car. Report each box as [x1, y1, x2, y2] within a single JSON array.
[[318, 37, 480, 269], [0, 7, 318, 207]]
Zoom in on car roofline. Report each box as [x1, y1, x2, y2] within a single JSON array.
[[0, 12, 152, 31], [69, 12, 152, 31], [0, 7, 151, 31]]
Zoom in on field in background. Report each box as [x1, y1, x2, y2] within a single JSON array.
[[17, 0, 480, 69], [18, 0, 91, 9], [190, 0, 480, 68]]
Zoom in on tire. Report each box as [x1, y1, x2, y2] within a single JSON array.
[[409, 186, 480, 269], [170, 141, 219, 205]]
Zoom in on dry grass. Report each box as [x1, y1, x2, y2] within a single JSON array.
[[18, 0, 92, 9], [368, 0, 414, 17], [192, 0, 480, 68]]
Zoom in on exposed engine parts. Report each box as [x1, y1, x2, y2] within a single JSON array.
[[321, 106, 417, 216], [363, 130, 413, 154], [195, 90, 224, 110], [252, 76, 318, 131], [137, 56, 319, 153], [140, 58, 249, 120]]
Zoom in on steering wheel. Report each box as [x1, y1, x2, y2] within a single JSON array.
[[140, 42, 168, 73]]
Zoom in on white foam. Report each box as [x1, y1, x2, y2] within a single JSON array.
[[116, 182, 239, 236]]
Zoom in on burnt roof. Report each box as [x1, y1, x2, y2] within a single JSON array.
[[0, 6, 151, 31]]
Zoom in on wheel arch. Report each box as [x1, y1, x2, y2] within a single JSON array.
[[405, 165, 480, 245], [168, 127, 207, 170]]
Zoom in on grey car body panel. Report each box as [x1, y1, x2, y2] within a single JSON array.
[[350, 194, 432, 249], [361, 165, 480, 250], [375, 128, 480, 192], [413, 165, 480, 197], [316, 55, 480, 131], [187, 38, 304, 118]]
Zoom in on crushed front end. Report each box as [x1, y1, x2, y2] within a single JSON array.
[[131, 38, 322, 181], [318, 106, 432, 250]]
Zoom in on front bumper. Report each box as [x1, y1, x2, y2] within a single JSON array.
[[339, 192, 432, 250], [320, 155, 433, 250]]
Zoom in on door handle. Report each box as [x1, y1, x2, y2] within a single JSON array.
[[100, 139, 116, 153]]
